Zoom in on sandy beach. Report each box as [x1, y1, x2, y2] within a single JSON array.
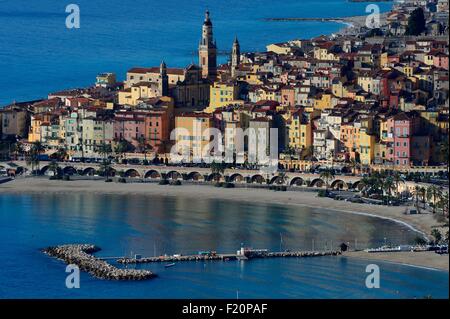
[[1, 177, 448, 271], [343, 251, 449, 272]]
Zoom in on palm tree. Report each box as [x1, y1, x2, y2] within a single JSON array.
[[114, 139, 131, 162], [11, 141, 24, 160], [393, 171, 404, 199], [48, 160, 60, 177], [439, 137, 449, 167], [420, 186, 427, 204], [426, 185, 440, 214], [320, 168, 335, 191], [383, 176, 395, 204], [349, 158, 359, 175], [137, 137, 152, 162], [210, 160, 226, 182], [414, 185, 421, 209], [96, 142, 112, 161], [26, 150, 39, 176], [437, 192, 449, 216], [26, 141, 45, 175], [99, 159, 113, 181], [55, 147, 68, 162]]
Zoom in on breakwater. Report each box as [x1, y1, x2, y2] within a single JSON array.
[[42, 244, 155, 280], [117, 250, 341, 264]]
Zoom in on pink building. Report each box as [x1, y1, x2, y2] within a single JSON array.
[[386, 113, 419, 166], [433, 52, 449, 70], [114, 111, 147, 146]]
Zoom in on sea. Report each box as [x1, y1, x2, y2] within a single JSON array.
[[0, 0, 394, 106], [0, 193, 448, 299]]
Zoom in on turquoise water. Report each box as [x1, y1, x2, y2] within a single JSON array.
[[0, 193, 448, 299], [0, 0, 393, 105]]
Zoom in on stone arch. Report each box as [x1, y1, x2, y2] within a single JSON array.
[[187, 171, 203, 181], [124, 169, 140, 178], [270, 176, 285, 185], [207, 173, 222, 182], [290, 177, 304, 186], [229, 173, 244, 183], [82, 167, 96, 176], [331, 179, 347, 190], [63, 166, 77, 175], [106, 168, 116, 177], [309, 178, 325, 188], [15, 166, 26, 175], [144, 170, 161, 179], [166, 171, 181, 180], [251, 174, 264, 184], [352, 180, 364, 191], [40, 165, 50, 175]]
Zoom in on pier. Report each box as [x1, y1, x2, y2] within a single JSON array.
[[42, 244, 155, 280], [117, 249, 341, 264]]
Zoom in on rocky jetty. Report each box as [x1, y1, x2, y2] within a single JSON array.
[[42, 244, 155, 280]]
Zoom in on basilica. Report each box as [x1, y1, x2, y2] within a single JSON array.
[[120, 10, 237, 111]]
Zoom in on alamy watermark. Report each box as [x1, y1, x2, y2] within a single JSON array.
[[65, 4, 80, 29], [170, 126, 279, 174], [65, 264, 80, 289], [365, 264, 380, 289], [365, 4, 381, 29]]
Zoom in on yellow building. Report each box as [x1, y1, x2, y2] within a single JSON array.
[[288, 111, 312, 151], [359, 129, 376, 165], [28, 113, 53, 143], [118, 82, 162, 106], [380, 52, 388, 68], [313, 45, 340, 61], [403, 66, 413, 77], [332, 80, 350, 98], [206, 81, 241, 113], [313, 93, 334, 110], [174, 113, 213, 160], [357, 74, 373, 93], [423, 53, 435, 66], [266, 43, 292, 55]]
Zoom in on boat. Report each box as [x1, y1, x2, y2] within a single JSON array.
[[164, 263, 176, 268]]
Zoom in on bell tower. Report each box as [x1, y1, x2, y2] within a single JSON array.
[[158, 60, 169, 96], [198, 10, 217, 81], [231, 36, 240, 78]]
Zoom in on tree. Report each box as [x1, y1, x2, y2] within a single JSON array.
[[414, 236, 427, 246], [54, 147, 68, 162], [27, 141, 45, 175], [11, 141, 24, 160], [420, 186, 427, 204], [393, 172, 404, 199], [414, 185, 421, 210], [48, 160, 60, 177], [439, 137, 449, 167], [349, 158, 359, 175], [210, 161, 226, 182], [114, 139, 132, 162], [320, 168, 335, 191], [426, 185, 440, 214], [437, 192, 449, 216], [406, 8, 426, 36], [96, 142, 112, 160], [431, 229, 442, 244], [383, 176, 395, 204], [137, 136, 152, 162], [99, 159, 113, 181]]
